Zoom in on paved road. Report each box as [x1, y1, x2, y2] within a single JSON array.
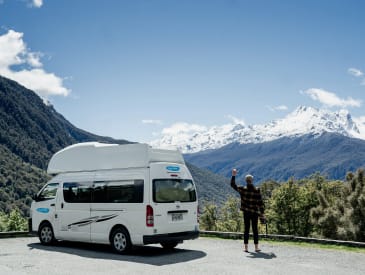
[[0, 237, 364, 275]]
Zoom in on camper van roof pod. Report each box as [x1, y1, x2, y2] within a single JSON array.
[[47, 142, 185, 175]]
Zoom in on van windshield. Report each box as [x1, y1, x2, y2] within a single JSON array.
[[153, 179, 196, 203]]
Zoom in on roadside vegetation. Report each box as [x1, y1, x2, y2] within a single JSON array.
[[200, 169, 365, 242], [0, 209, 28, 231]]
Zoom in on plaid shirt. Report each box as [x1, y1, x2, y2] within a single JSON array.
[[230, 176, 265, 215]]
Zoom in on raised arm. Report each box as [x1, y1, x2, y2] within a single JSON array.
[[230, 169, 239, 192]]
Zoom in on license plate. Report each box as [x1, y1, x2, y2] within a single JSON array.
[[171, 213, 183, 221]]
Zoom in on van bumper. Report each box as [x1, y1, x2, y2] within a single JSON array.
[[28, 218, 38, 236], [143, 230, 199, 245]]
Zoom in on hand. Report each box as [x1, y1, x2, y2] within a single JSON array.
[[232, 169, 237, 177]]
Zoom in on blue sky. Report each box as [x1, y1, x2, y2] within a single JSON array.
[[1, 0, 365, 142]]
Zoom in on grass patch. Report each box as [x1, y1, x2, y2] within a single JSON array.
[[200, 235, 365, 254], [261, 239, 365, 253]]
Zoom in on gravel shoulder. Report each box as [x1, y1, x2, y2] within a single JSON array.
[[0, 237, 364, 275]]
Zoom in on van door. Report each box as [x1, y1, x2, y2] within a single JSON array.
[[90, 179, 145, 244], [56, 182, 92, 241], [32, 182, 59, 233], [150, 163, 198, 235]]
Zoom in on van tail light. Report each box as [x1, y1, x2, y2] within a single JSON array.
[[146, 205, 154, 227]]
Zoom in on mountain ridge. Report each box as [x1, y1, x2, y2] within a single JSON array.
[[184, 132, 365, 183], [151, 106, 365, 153]]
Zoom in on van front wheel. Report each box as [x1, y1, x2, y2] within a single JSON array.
[[111, 227, 131, 254], [38, 222, 55, 245], [160, 241, 179, 249]]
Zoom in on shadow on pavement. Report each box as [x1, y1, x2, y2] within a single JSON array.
[[246, 251, 277, 259], [28, 241, 206, 266]]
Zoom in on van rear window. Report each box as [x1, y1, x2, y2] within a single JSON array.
[[153, 179, 196, 203]]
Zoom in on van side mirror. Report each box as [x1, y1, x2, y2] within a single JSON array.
[[33, 194, 39, 202]]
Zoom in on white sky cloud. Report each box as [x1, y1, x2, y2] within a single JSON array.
[[27, 52, 43, 67], [303, 88, 361, 108], [267, 105, 288, 112], [161, 122, 207, 135], [348, 68, 363, 77], [0, 29, 69, 97], [158, 116, 246, 138], [226, 115, 245, 125], [142, 119, 162, 125], [31, 0, 43, 8]]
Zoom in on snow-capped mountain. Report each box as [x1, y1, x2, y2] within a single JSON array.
[[150, 106, 365, 153]]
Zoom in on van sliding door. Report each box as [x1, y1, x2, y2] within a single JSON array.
[[57, 182, 92, 241]]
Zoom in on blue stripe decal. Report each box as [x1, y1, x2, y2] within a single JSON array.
[[36, 208, 49, 214], [166, 166, 180, 172]]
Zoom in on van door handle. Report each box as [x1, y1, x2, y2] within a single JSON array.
[[61, 203, 64, 209], [50, 203, 55, 206]]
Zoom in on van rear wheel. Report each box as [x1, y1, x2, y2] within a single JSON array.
[[38, 222, 55, 245], [160, 241, 179, 250], [111, 227, 131, 254]]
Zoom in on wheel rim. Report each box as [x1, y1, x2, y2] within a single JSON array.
[[113, 232, 127, 251], [41, 226, 52, 243]]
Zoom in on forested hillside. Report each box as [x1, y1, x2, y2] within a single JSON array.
[[0, 76, 130, 169], [186, 163, 235, 204], [0, 144, 49, 216]]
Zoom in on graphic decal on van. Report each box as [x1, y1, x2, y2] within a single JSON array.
[[68, 214, 118, 228], [36, 208, 50, 213], [166, 166, 180, 172]]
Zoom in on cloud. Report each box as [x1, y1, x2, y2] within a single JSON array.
[[267, 105, 288, 112], [31, 0, 43, 8], [348, 67, 365, 86], [226, 115, 245, 125], [161, 122, 207, 135], [142, 119, 162, 125], [0, 29, 69, 97], [348, 68, 363, 77], [0, 0, 43, 7], [303, 88, 361, 108]]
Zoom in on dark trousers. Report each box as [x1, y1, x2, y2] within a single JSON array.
[[243, 211, 259, 244]]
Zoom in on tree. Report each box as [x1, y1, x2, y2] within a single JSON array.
[[311, 169, 365, 241], [0, 212, 7, 231], [216, 196, 243, 232], [0, 208, 28, 232], [267, 178, 318, 236], [6, 209, 28, 231], [199, 201, 218, 231], [341, 169, 365, 241]]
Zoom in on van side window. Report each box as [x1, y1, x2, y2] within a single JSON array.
[[93, 180, 144, 203], [38, 183, 59, 201], [63, 182, 92, 203]]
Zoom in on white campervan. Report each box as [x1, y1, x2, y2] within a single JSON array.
[[30, 142, 199, 253]]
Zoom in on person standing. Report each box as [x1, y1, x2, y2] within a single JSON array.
[[230, 169, 265, 252]]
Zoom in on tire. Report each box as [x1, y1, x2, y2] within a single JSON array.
[[160, 241, 179, 250], [110, 227, 131, 254], [38, 222, 55, 245]]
